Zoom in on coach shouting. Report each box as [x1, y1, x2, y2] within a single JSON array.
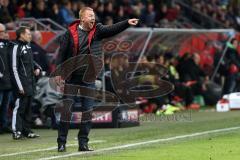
[[55, 7, 138, 152]]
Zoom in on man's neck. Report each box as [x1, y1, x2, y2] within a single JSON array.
[[79, 24, 84, 30], [18, 38, 28, 44], [18, 38, 25, 42], [79, 24, 90, 32]]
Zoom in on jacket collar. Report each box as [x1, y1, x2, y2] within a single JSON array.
[[68, 20, 97, 56], [17, 39, 28, 45], [0, 39, 8, 43]]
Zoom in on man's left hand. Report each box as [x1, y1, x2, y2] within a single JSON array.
[[34, 69, 41, 76], [128, 19, 139, 26]]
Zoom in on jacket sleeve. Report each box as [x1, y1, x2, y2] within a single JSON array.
[[33, 61, 42, 71], [96, 19, 130, 39], [56, 30, 70, 66], [11, 44, 24, 91], [0, 54, 4, 78]]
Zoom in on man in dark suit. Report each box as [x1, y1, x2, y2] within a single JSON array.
[[0, 23, 12, 134], [55, 7, 139, 152]]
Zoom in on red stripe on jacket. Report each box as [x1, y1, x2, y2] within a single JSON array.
[[68, 20, 97, 56]]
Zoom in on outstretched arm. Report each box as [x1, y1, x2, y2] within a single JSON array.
[[97, 18, 139, 39]]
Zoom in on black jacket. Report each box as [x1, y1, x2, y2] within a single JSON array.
[[56, 19, 130, 65], [0, 39, 12, 90], [226, 47, 240, 68], [177, 58, 205, 82], [30, 41, 50, 74], [10, 40, 41, 96], [56, 19, 130, 82]]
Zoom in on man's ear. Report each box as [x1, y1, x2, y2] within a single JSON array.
[[19, 33, 23, 39], [81, 18, 84, 23]]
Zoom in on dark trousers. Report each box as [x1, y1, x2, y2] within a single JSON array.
[[0, 90, 11, 129], [12, 95, 32, 135], [174, 83, 193, 106], [57, 80, 95, 146], [223, 74, 238, 95]]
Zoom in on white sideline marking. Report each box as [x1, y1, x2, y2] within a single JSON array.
[[39, 126, 240, 160], [0, 140, 105, 158]]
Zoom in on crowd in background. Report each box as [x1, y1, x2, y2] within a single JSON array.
[[186, 0, 240, 29], [1, 0, 240, 29], [0, 0, 182, 28]]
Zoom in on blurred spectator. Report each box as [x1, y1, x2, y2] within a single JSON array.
[[78, 1, 86, 11], [163, 55, 194, 107], [119, 0, 134, 17], [0, 23, 12, 134], [176, 53, 209, 107], [25, 0, 33, 17], [96, 2, 104, 22], [165, 3, 181, 22], [90, 0, 98, 10], [157, 4, 168, 20], [0, 23, 8, 39], [140, 3, 156, 27], [32, 0, 47, 18], [155, 55, 165, 65], [114, 6, 128, 22], [132, 1, 144, 20], [222, 38, 240, 94], [0, 0, 13, 23], [103, 2, 114, 21], [46, 1, 61, 24], [186, 54, 207, 81], [72, 1, 79, 18], [31, 31, 50, 74], [16, 0, 26, 19], [58, 0, 75, 26]]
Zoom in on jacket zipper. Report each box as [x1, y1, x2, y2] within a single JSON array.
[[20, 59, 27, 76], [0, 56, 5, 71]]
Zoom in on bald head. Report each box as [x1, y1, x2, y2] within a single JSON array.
[[79, 7, 96, 31], [0, 23, 5, 30], [0, 0, 9, 7], [0, 23, 8, 40], [32, 31, 42, 45]]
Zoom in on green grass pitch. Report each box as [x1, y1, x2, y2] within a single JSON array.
[[0, 111, 240, 160]]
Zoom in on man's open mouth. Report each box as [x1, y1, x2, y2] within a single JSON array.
[[90, 21, 95, 26]]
